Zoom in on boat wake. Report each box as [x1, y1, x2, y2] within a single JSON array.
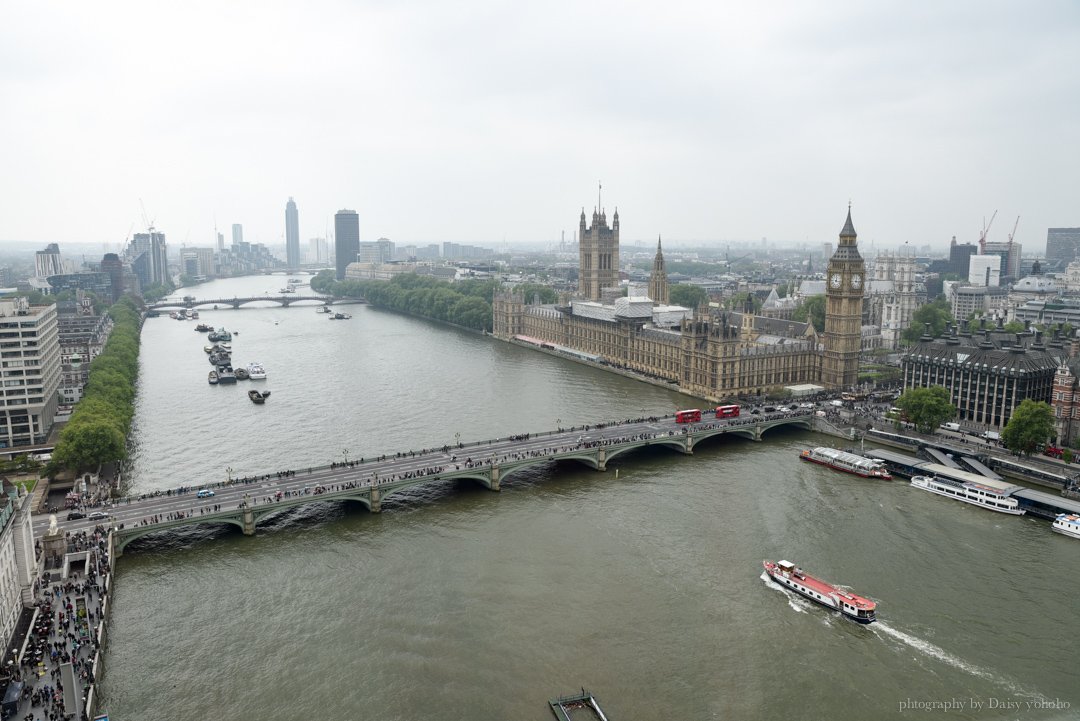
[[873, 622, 1042, 699], [760, 571, 809, 614]]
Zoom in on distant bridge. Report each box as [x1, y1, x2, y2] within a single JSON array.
[[37, 412, 819, 555], [148, 295, 366, 310]]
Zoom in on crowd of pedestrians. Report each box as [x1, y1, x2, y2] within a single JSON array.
[[9, 528, 110, 721]]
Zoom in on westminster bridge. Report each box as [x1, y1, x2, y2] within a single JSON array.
[[148, 296, 366, 311], [35, 411, 820, 556]]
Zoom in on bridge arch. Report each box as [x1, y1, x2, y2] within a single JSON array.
[[759, 419, 813, 436], [115, 517, 246, 554]]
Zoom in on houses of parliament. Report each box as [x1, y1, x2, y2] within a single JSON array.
[[492, 205, 865, 401]]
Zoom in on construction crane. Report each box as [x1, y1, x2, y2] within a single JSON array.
[[977, 209, 997, 253], [1007, 215, 1020, 251]]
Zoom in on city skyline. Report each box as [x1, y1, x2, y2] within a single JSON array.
[[2, 2, 1078, 250]]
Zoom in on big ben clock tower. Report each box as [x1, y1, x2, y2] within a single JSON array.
[[822, 205, 865, 390]]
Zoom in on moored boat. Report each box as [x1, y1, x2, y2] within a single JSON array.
[[248, 389, 271, 404], [763, 560, 877, 624], [208, 370, 219, 385], [317, 306, 332, 314], [217, 366, 237, 384], [247, 362, 267, 380], [329, 312, 352, 320], [1051, 513, 1080, 539], [799, 447, 891, 480], [234, 366, 250, 380], [910, 475, 1025, 515], [207, 328, 233, 342], [195, 324, 213, 333]]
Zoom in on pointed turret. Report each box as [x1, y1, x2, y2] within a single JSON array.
[[840, 205, 857, 241], [648, 233, 669, 305]]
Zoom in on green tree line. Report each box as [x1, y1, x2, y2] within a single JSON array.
[[47, 296, 143, 475], [311, 271, 503, 331]]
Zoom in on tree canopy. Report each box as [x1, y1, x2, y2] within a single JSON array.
[[311, 272, 497, 331], [1001, 399, 1055, 456], [793, 295, 826, 332], [668, 284, 707, 309], [895, 385, 955, 433], [901, 298, 953, 344], [48, 296, 141, 475]]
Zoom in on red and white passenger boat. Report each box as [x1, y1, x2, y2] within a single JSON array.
[[799, 447, 891, 480], [763, 560, 877, 624]]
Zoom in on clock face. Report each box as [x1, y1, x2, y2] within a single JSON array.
[[830, 273, 842, 288], [851, 274, 862, 289]]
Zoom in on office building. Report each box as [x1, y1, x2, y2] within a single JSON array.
[[179, 248, 215, 278], [0, 298, 61, 448], [34, 244, 63, 279], [100, 253, 124, 302], [1046, 228, 1080, 265], [969, 255, 1001, 287], [285, 198, 300, 269], [948, 237, 978, 276], [56, 299, 113, 405], [127, 232, 169, 286], [308, 238, 328, 265], [334, 210, 360, 280], [982, 240, 1021, 280], [358, 239, 394, 265], [902, 320, 1063, 430], [232, 224, 243, 246]]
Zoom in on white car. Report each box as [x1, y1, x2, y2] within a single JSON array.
[[776, 406, 790, 412], [798, 402, 815, 408]]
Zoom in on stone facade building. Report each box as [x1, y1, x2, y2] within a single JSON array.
[[578, 208, 619, 302], [647, 237, 669, 305], [493, 207, 865, 400], [822, 208, 865, 389]]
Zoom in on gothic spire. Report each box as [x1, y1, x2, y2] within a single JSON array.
[[840, 203, 857, 239]]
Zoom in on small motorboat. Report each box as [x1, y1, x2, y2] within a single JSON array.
[[248, 389, 271, 404], [208, 370, 219, 385], [235, 367, 250, 380]]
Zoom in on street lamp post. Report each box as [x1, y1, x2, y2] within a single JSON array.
[[226, 466, 234, 484], [556, 418, 561, 432], [454, 432, 460, 448], [343, 449, 349, 464]]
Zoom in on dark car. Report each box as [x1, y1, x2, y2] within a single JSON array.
[[66, 512, 85, 521], [763, 406, 777, 412]]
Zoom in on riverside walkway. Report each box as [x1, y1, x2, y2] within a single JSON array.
[[34, 411, 815, 556]]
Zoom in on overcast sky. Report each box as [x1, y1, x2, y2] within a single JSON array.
[[3, 1, 1078, 254]]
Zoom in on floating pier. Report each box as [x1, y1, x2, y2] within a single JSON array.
[[549, 689, 610, 721]]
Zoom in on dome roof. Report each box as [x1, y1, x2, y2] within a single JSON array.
[[1013, 276, 1056, 292]]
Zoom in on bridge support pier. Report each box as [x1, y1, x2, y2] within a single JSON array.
[[370, 488, 381, 513], [683, 438, 695, 455], [242, 506, 256, 535], [753, 426, 763, 442], [489, 466, 501, 491], [596, 448, 607, 471]]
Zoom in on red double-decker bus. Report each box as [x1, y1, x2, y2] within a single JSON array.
[[715, 404, 740, 418], [675, 409, 702, 423]]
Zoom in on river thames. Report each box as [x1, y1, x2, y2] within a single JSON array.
[[95, 275, 1080, 720]]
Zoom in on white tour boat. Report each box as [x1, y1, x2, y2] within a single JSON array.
[[247, 362, 267, 380], [1052, 513, 1080, 539], [910, 475, 1025, 515], [799, 447, 891, 480], [763, 560, 877, 624]]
